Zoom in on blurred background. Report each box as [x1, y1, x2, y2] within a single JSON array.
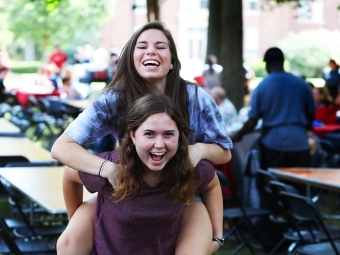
[[0, 0, 339, 109]]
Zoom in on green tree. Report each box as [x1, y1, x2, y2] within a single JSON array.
[[206, 0, 324, 110], [2, 0, 115, 60], [279, 29, 340, 78]]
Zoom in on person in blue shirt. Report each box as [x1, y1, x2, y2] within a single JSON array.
[[230, 47, 315, 170], [230, 46, 316, 250], [322, 58, 340, 101]]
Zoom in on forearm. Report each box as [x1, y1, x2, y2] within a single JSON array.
[[307, 112, 315, 131], [51, 133, 117, 175], [201, 174, 223, 239], [62, 166, 84, 219], [196, 143, 231, 165], [237, 118, 258, 137]]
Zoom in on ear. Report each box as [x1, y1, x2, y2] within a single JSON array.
[[170, 64, 173, 69], [130, 130, 136, 145]]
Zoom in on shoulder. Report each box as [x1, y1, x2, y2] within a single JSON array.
[[91, 90, 120, 109], [196, 159, 214, 170], [194, 160, 216, 190], [186, 82, 212, 100], [97, 150, 120, 163]]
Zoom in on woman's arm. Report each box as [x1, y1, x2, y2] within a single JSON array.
[[189, 143, 231, 166], [52, 133, 120, 184], [59, 167, 96, 255], [62, 166, 84, 219], [201, 173, 224, 254]]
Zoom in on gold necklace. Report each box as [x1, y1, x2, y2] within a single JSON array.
[[147, 171, 162, 183]]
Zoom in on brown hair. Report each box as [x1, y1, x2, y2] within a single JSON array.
[[113, 94, 195, 204], [314, 86, 334, 105], [100, 21, 192, 140]]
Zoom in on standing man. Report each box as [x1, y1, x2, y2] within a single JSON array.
[[49, 44, 68, 76], [230, 46, 316, 250], [230, 47, 315, 170]]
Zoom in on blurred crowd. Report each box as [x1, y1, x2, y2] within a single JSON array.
[[35, 43, 121, 100]]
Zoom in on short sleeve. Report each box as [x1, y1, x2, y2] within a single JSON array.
[[187, 84, 233, 149], [248, 81, 263, 120], [78, 172, 107, 193], [194, 160, 215, 192], [64, 91, 120, 145], [78, 150, 119, 193]]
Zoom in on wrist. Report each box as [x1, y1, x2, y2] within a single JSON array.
[[99, 160, 112, 178], [197, 143, 207, 160], [212, 236, 224, 247]]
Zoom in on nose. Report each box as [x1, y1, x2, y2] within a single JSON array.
[[146, 45, 156, 55], [154, 135, 165, 148]]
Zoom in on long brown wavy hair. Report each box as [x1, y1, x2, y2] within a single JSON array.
[[112, 94, 195, 204], [98, 21, 195, 141]]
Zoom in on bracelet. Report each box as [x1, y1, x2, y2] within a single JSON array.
[[212, 236, 225, 247], [99, 160, 109, 177]]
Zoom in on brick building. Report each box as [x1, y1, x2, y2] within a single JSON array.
[[101, 0, 340, 79]]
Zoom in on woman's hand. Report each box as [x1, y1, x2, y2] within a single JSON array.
[[189, 143, 231, 166], [188, 143, 206, 167], [210, 241, 221, 254], [101, 161, 122, 189]]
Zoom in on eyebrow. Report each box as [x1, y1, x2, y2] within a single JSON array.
[[136, 41, 168, 45], [143, 129, 177, 133]]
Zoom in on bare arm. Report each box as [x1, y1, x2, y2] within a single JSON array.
[[189, 143, 231, 166], [62, 165, 84, 219], [229, 117, 258, 142], [201, 173, 224, 254], [52, 133, 120, 185]]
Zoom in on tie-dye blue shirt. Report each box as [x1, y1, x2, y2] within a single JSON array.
[[65, 83, 232, 149]]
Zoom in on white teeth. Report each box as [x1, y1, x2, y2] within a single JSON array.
[[143, 60, 160, 66], [150, 152, 165, 156]]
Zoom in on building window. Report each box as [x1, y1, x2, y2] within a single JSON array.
[[244, 27, 259, 55], [298, 0, 324, 22], [189, 40, 193, 59], [200, 0, 209, 9], [248, 0, 259, 11], [198, 40, 203, 58], [134, 0, 146, 10]]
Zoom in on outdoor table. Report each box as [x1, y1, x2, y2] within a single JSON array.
[[0, 166, 92, 214], [313, 124, 340, 138], [268, 167, 340, 193], [0, 136, 55, 163], [0, 118, 21, 135]]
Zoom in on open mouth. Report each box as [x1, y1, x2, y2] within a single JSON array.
[[150, 152, 165, 161], [143, 60, 160, 67]]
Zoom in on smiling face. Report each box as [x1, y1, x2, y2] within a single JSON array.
[[133, 29, 173, 92], [130, 112, 179, 174]]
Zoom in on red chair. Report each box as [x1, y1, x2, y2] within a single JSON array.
[[193, 76, 205, 87], [214, 161, 235, 196]]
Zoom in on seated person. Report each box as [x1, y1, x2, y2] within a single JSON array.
[[209, 87, 237, 126], [312, 85, 338, 125], [36, 64, 62, 90], [0, 66, 8, 103], [322, 58, 340, 101]]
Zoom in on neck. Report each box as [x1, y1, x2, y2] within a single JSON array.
[[143, 170, 162, 187], [146, 80, 166, 94]]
